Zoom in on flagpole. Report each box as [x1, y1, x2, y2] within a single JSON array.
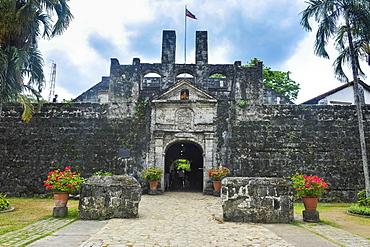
[[184, 5, 187, 64]]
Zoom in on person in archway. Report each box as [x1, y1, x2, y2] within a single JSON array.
[[165, 171, 170, 191], [171, 170, 179, 191], [178, 169, 185, 190], [184, 172, 190, 189]]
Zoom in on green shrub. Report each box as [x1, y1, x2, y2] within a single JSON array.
[[348, 204, 370, 215], [357, 189, 370, 207], [358, 189, 366, 200], [359, 198, 370, 207], [0, 193, 10, 211], [93, 170, 114, 176]]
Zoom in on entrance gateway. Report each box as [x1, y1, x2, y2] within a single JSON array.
[[149, 79, 217, 192], [165, 141, 203, 191]]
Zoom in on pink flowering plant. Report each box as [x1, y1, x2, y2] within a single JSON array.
[[207, 167, 230, 181], [44, 166, 85, 193], [289, 173, 329, 197]]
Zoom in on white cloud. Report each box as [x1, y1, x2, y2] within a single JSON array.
[[36, 0, 370, 103], [284, 27, 370, 104]]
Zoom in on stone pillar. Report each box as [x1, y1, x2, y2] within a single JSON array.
[[131, 58, 141, 99], [203, 133, 214, 194], [196, 31, 208, 65], [155, 134, 165, 192], [221, 177, 294, 223], [161, 30, 176, 64], [233, 61, 242, 100]]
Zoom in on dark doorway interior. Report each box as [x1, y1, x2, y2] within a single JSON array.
[[165, 142, 203, 192]]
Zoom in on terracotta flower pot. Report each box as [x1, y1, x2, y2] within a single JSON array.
[[149, 180, 159, 190], [53, 192, 69, 207], [213, 181, 221, 191], [302, 196, 318, 211]]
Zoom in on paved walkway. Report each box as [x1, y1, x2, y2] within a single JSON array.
[[1, 192, 369, 246]]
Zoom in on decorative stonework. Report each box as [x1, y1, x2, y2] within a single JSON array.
[[176, 108, 194, 131]]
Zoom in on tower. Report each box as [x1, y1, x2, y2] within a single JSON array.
[[47, 62, 57, 102]]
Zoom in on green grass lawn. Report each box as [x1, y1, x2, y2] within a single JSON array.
[[0, 197, 79, 235], [294, 202, 370, 239]]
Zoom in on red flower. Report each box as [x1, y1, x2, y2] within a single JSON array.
[[44, 166, 84, 192]]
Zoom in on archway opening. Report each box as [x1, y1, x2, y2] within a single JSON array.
[[165, 142, 203, 192], [143, 71, 161, 88]]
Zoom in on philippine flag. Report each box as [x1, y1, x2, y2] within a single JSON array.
[[186, 9, 197, 19]]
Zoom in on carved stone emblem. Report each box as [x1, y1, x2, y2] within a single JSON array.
[[176, 108, 193, 131]]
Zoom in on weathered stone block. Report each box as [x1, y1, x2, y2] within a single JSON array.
[[78, 175, 141, 220], [221, 177, 293, 223], [303, 210, 320, 223], [53, 207, 68, 217]]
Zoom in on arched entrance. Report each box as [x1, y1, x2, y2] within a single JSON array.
[[165, 141, 203, 191]]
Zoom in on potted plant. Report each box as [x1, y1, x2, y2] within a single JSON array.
[[141, 167, 164, 190], [289, 173, 329, 211], [0, 193, 10, 211], [44, 166, 85, 207], [207, 167, 230, 191]]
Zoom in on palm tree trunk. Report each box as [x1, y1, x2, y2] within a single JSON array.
[[346, 12, 370, 198]]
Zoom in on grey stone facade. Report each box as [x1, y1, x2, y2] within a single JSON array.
[[72, 30, 292, 194], [0, 30, 369, 201]]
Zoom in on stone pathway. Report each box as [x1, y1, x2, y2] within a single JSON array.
[[299, 222, 370, 247], [0, 218, 75, 247], [1, 192, 370, 247], [80, 192, 292, 247]]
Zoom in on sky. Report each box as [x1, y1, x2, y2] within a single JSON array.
[[38, 0, 370, 104]]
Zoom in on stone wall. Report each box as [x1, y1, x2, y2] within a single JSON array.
[[0, 102, 149, 197], [0, 102, 369, 201], [220, 104, 370, 202]]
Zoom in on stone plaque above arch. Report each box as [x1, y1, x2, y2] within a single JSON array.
[[176, 108, 194, 131]]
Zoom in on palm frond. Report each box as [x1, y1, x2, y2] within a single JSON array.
[[333, 48, 351, 83], [302, 0, 370, 82], [24, 47, 45, 91], [50, 0, 73, 37], [17, 93, 35, 122]]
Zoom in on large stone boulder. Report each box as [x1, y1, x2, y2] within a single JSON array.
[[78, 175, 141, 220], [221, 177, 293, 223]]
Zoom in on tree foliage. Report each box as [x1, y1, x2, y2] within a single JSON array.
[[171, 159, 191, 171], [300, 0, 370, 198], [0, 0, 73, 121], [245, 58, 300, 101], [301, 0, 370, 83]]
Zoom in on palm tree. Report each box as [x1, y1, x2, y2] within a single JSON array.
[[0, 0, 73, 121], [300, 0, 370, 198]]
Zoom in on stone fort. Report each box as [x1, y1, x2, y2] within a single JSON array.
[[0, 30, 369, 201]]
